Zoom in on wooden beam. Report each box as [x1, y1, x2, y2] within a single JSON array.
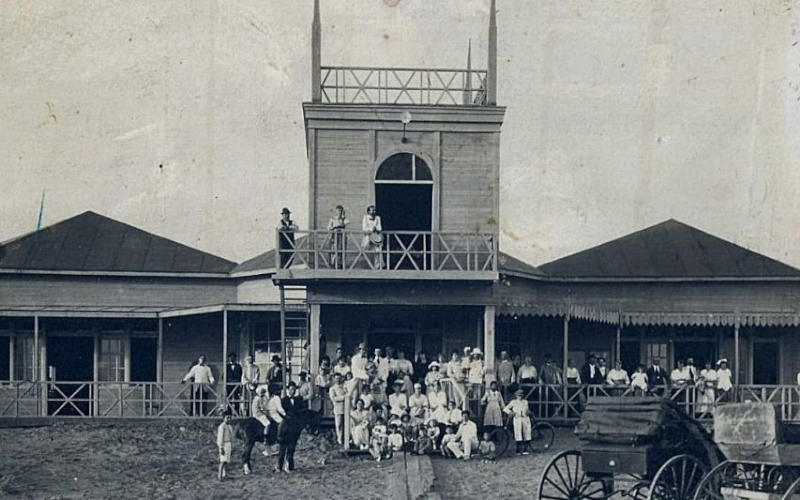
[[280, 286, 287, 393], [93, 325, 99, 417], [9, 330, 15, 382], [309, 304, 321, 378], [156, 318, 163, 384], [484, 305, 496, 382], [616, 313, 622, 364], [734, 315, 741, 386], [311, 0, 321, 102], [487, 0, 497, 105], [562, 314, 570, 383], [33, 316, 39, 382], [222, 309, 228, 407]]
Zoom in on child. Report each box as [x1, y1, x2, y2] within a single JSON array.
[[416, 420, 439, 455], [478, 432, 496, 462], [216, 409, 234, 481], [400, 413, 415, 452], [426, 419, 441, 452], [370, 417, 389, 462], [481, 381, 504, 432], [447, 400, 462, 426], [440, 426, 457, 457], [631, 364, 648, 396], [503, 389, 532, 455], [387, 424, 404, 456]]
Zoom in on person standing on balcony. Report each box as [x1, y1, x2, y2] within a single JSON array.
[[646, 359, 669, 396], [182, 354, 215, 416], [468, 349, 485, 399], [226, 353, 243, 416], [362, 205, 383, 270], [277, 207, 297, 268], [697, 361, 717, 414], [241, 354, 260, 416], [496, 351, 516, 397], [327, 205, 349, 268], [716, 359, 733, 402]]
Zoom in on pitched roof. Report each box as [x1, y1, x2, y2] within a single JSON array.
[[539, 219, 800, 279], [0, 211, 236, 274]]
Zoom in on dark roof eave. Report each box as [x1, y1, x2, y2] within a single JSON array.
[[0, 268, 232, 279], [536, 275, 800, 283]]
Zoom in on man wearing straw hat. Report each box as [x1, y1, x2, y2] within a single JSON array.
[[503, 389, 532, 455]]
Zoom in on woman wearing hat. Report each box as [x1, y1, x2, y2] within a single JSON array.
[[468, 349, 486, 399], [425, 361, 443, 387], [277, 207, 298, 268]]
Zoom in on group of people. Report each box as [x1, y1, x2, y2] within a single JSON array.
[[277, 204, 384, 269]]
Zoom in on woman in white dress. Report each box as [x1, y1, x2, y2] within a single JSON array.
[[446, 351, 466, 407], [697, 361, 718, 414], [428, 380, 449, 423], [361, 205, 383, 269], [350, 398, 371, 450], [716, 359, 733, 402], [408, 383, 429, 424]]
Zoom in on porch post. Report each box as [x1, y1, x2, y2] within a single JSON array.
[[156, 318, 163, 384], [33, 315, 39, 382], [562, 313, 570, 382], [484, 305, 496, 382], [734, 315, 740, 386], [93, 326, 99, 417], [616, 313, 622, 364], [309, 304, 321, 378], [222, 309, 228, 408]]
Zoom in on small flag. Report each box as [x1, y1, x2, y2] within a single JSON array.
[[36, 190, 45, 231]]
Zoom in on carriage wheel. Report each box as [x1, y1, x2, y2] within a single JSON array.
[[647, 454, 707, 500], [692, 460, 731, 500], [530, 422, 555, 452], [489, 427, 511, 457], [783, 477, 800, 500], [538, 450, 610, 500]]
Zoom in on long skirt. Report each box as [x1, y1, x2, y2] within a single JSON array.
[[483, 401, 503, 427], [352, 423, 370, 447]]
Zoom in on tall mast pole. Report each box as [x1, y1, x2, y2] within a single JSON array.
[[311, 0, 321, 102], [487, 0, 497, 105]]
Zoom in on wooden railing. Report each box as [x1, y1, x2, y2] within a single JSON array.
[[275, 229, 497, 274], [320, 66, 489, 105]]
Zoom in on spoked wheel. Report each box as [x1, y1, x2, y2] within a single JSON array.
[[783, 477, 800, 500], [647, 454, 707, 500], [693, 460, 775, 500], [538, 450, 610, 499], [692, 460, 730, 500], [531, 421, 556, 452], [489, 427, 512, 457]]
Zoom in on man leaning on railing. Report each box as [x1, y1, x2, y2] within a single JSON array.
[[182, 354, 215, 417]]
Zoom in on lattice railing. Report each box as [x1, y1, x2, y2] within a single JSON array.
[[276, 229, 497, 273], [320, 66, 488, 105]]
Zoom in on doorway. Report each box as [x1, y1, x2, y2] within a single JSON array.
[[619, 341, 640, 374], [0, 337, 9, 380], [47, 336, 93, 416], [375, 153, 434, 269], [674, 341, 715, 372], [130, 337, 157, 382], [752, 341, 779, 384], [368, 331, 416, 358]]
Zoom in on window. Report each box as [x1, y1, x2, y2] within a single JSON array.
[[645, 342, 668, 367], [0, 336, 9, 380], [376, 153, 432, 183], [99, 338, 125, 382], [14, 336, 35, 381]]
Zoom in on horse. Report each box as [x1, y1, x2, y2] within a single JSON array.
[[234, 409, 321, 475]]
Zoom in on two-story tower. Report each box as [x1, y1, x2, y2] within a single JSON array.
[[275, 0, 505, 385]]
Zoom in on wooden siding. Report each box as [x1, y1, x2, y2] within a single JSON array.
[[312, 129, 372, 230], [439, 132, 500, 234], [308, 281, 494, 306], [236, 277, 280, 304], [0, 275, 236, 309]]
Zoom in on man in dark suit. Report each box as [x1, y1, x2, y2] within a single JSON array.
[[226, 352, 243, 415], [580, 355, 603, 385], [597, 357, 609, 383], [646, 359, 669, 396], [278, 381, 305, 472]]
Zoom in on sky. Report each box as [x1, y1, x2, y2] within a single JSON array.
[[2, 0, 800, 268]]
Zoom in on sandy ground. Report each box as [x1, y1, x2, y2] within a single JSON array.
[[0, 421, 579, 500], [430, 428, 580, 500], [0, 420, 397, 500]]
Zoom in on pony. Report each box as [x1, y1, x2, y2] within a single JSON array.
[[234, 409, 321, 475]]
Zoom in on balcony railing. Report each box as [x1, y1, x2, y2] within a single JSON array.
[[320, 66, 488, 105], [275, 229, 497, 275]]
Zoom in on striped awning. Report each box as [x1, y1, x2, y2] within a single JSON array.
[[622, 312, 800, 327], [498, 302, 620, 324]]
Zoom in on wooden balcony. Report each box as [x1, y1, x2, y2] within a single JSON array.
[[273, 229, 497, 281], [319, 66, 489, 106]]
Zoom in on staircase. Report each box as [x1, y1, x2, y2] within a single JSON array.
[[279, 284, 309, 384]]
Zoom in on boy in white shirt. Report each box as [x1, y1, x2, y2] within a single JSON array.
[[216, 409, 234, 481], [503, 389, 532, 455]]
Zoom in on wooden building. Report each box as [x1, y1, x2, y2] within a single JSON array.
[[2, 1, 800, 420]]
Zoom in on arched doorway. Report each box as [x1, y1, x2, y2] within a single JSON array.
[[374, 153, 433, 269]]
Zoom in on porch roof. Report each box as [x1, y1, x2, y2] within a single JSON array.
[[0, 303, 297, 319], [539, 219, 800, 280], [0, 211, 236, 275]]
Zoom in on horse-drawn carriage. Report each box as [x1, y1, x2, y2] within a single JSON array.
[[538, 397, 721, 499], [693, 403, 800, 499]]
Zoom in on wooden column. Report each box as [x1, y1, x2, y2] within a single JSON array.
[[487, 0, 497, 105], [734, 315, 741, 386], [562, 314, 570, 382], [616, 313, 622, 364], [33, 316, 39, 382], [309, 304, 321, 378], [222, 309, 228, 406], [484, 305, 496, 382], [156, 318, 163, 383], [93, 326, 99, 417], [311, 0, 321, 102], [9, 332, 15, 382], [280, 287, 287, 393]]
